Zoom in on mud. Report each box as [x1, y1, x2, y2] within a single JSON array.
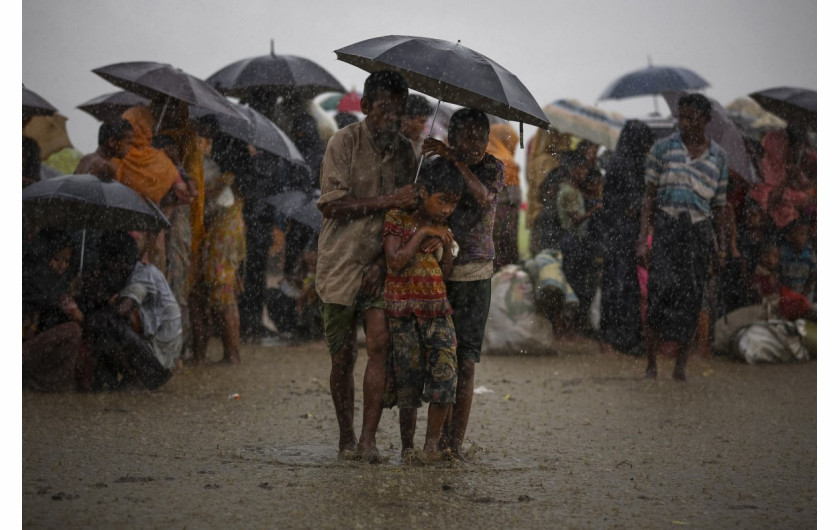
[[22, 337, 816, 528]]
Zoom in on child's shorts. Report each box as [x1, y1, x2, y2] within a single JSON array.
[[386, 314, 457, 409]]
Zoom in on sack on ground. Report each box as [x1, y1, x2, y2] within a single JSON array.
[[481, 265, 556, 356], [731, 319, 810, 364]]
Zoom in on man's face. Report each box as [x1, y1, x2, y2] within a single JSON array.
[[677, 105, 710, 139], [111, 132, 134, 159], [362, 92, 406, 139]]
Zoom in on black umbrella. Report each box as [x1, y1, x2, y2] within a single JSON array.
[[207, 43, 345, 99], [23, 174, 171, 232], [77, 91, 150, 122], [23, 174, 171, 271], [190, 102, 305, 164], [749, 87, 816, 131], [334, 35, 549, 130], [265, 190, 322, 231], [23, 85, 58, 117], [92, 61, 241, 123]]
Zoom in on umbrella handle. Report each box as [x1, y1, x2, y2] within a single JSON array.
[[414, 98, 443, 183], [79, 228, 86, 274], [154, 96, 171, 134]]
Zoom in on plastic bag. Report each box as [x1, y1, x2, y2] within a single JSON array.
[[731, 319, 810, 364], [481, 265, 556, 356]]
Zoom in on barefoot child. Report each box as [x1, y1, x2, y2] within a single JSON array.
[[383, 157, 463, 461], [422, 108, 505, 458]]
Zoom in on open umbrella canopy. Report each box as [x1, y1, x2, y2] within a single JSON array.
[[207, 52, 345, 100], [77, 91, 150, 122], [319, 91, 362, 112], [190, 102, 305, 164], [749, 87, 816, 131], [23, 113, 73, 159], [599, 65, 710, 100], [23, 85, 58, 116], [543, 99, 625, 150], [93, 61, 241, 119], [662, 91, 758, 184], [22, 173, 171, 232], [335, 35, 549, 129], [265, 190, 322, 231]]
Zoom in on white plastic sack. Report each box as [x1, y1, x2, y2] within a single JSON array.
[[732, 319, 810, 364], [481, 265, 556, 356]]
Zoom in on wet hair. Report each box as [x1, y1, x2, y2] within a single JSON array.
[[677, 93, 712, 119], [98, 119, 133, 147], [447, 108, 490, 145], [615, 120, 655, 157], [758, 242, 779, 257], [785, 125, 808, 147], [151, 134, 177, 150], [405, 94, 434, 117], [212, 133, 252, 175], [362, 70, 408, 102], [417, 157, 464, 198], [98, 230, 138, 266], [151, 133, 183, 162], [784, 217, 811, 238], [577, 139, 598, 154], [32, 228, 73, 265], [334, 112, 360, 129]]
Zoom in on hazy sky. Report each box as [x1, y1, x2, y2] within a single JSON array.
[[22, 0, 817, 154]]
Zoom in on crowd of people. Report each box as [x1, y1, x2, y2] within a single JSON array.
[[22, 88, 324, 392], [526, 94, 816, 379], [23, 69, 816, 463]]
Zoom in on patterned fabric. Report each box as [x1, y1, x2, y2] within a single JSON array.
[[448, 153, 505, 264], [779, 244, 816, 295], [198, 192, 246, 311], [385, 314, 457, 408], [383, 209, 452, 318], [645, 132, 728, 223]]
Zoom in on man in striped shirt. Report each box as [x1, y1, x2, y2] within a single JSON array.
[[636, 94, 728, 381]]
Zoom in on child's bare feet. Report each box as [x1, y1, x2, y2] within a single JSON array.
[[338, 448, 358, 461], [446, 447, 467, 462], [356, 446, 388, 464]]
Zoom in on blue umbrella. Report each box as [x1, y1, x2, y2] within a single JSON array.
[[599, 65, 710, 100]]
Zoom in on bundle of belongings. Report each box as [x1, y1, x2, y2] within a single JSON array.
[[482, 250, 578, 355]]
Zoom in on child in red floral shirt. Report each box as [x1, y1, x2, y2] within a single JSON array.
[[383, 157, 463, 462]]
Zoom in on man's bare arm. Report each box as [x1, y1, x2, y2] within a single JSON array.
[[320, 184, 416, 220]]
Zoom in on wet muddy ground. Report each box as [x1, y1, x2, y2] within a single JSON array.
[[22, 336, 816, 529]]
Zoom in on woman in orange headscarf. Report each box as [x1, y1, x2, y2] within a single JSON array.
[[116, 106, 179, 203], [115, 106, 181, 272]]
